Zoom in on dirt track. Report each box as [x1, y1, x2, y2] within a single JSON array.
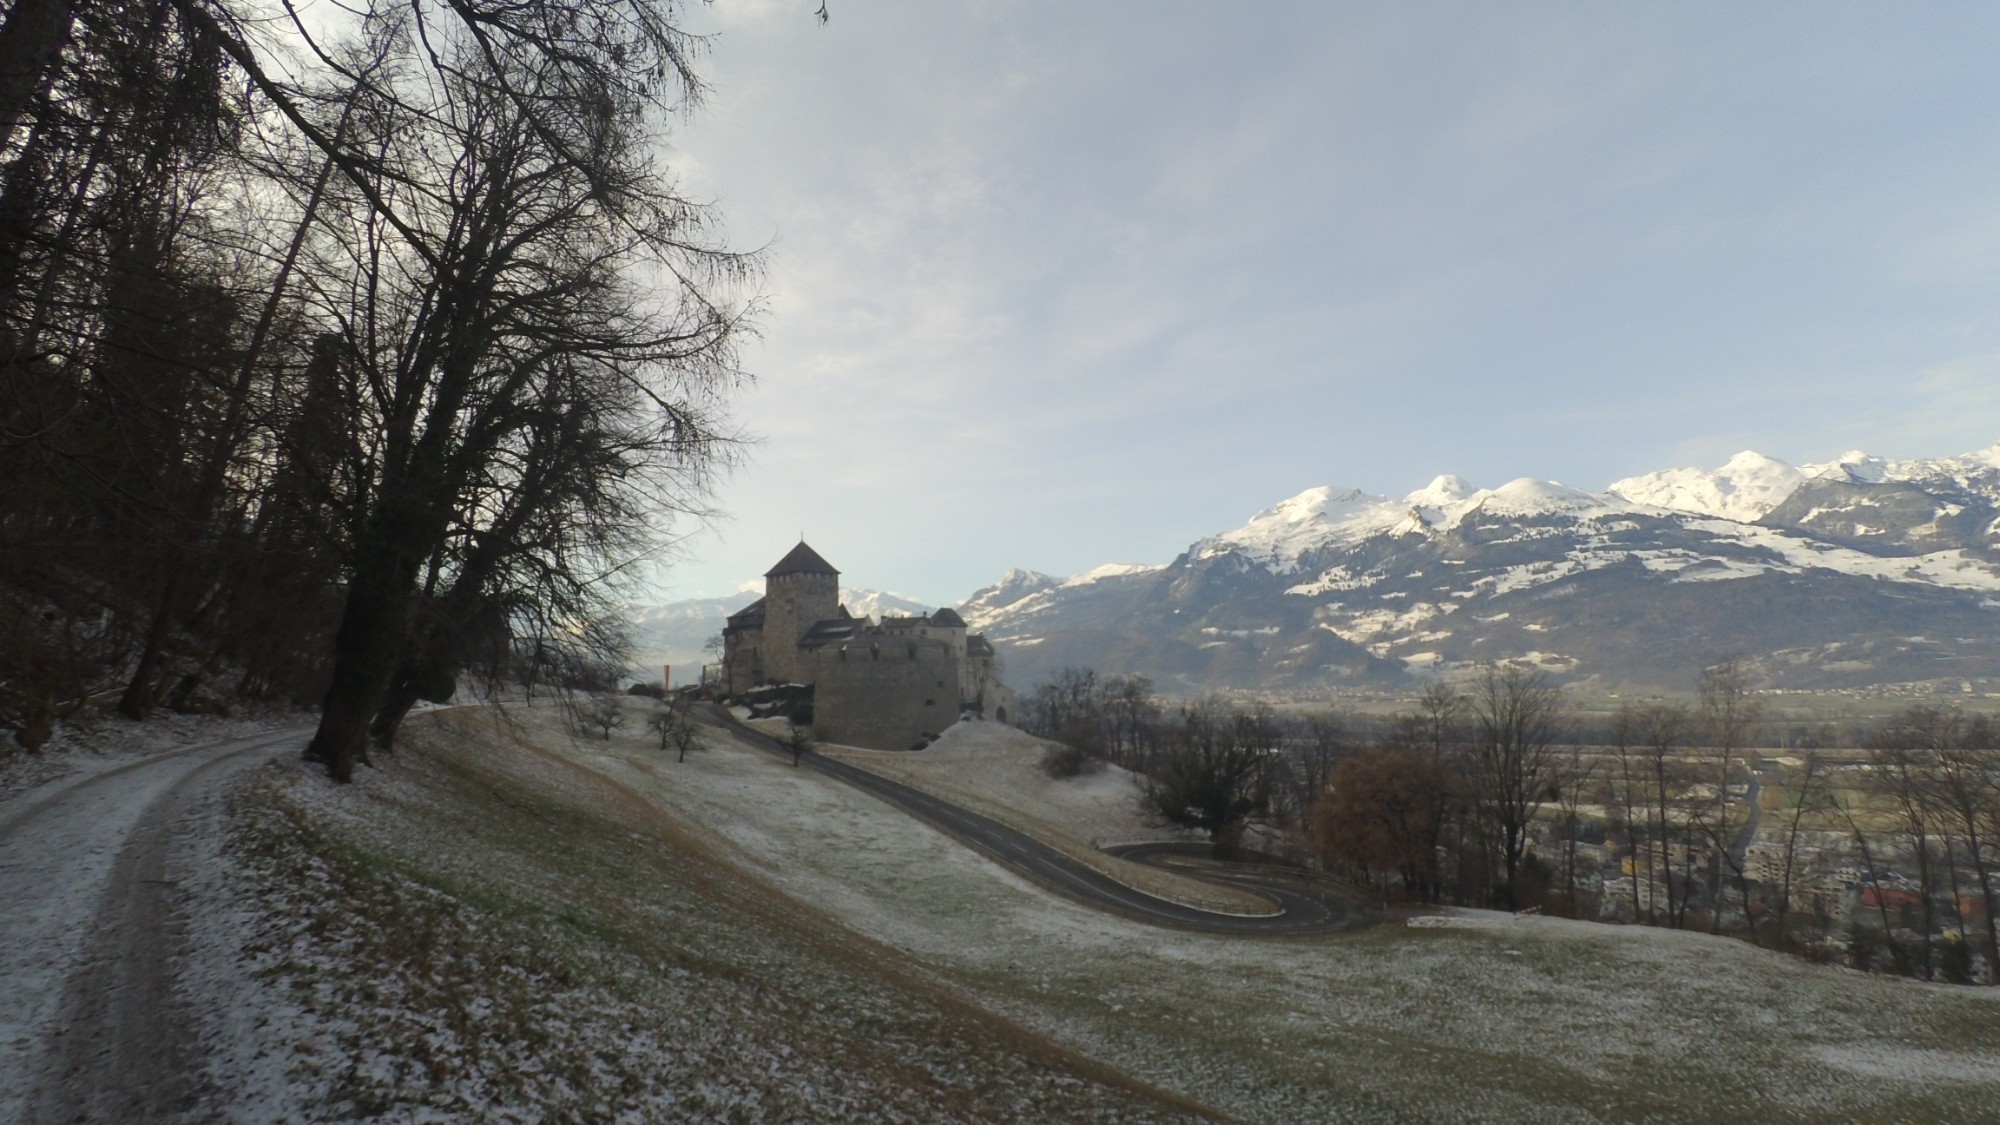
[[0, 726, 307, 1123]]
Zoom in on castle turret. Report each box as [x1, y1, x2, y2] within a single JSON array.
[[758, 540, 839, 684]]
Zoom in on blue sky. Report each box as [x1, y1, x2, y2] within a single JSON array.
[[648, 2, 2000, 606]]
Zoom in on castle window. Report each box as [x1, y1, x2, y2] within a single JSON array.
[[871, 643, 880, 660], [907, 645, 916, 660], [924, 698, 935, 707]]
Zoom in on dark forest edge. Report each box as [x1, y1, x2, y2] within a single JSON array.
[[0, 0, 780, 776]]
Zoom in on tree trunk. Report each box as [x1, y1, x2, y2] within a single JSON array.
[[1968, 832, 2000, 980], [370, 683, 420, 753], [305, 553, 414, 782], [0, 0, 73, 145], [117, 571, 183, 718]]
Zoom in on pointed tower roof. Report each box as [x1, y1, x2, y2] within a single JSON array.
[[765, 540, 840, 578], [929, 607, 966, 627]]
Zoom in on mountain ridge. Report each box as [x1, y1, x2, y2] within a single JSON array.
[[960, 443, 2000, 694]]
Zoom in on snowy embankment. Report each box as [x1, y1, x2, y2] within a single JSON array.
[[187, 704, 1198, 1121], [0, 706, 304, 812], [547, 701, 2000, 1123], [15, 701, 1997, 1121], [813, 720, 1277, 916]]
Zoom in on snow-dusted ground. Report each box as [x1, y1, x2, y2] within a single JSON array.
[[180, 704, 1198, 1121], [849, 719, 1172, 848], [814, 721, 1275, 915], [0, 707, 307, 812], [9, 702, 1999, 1121], [0, 718, 312, 1121], [548, 705, 2000, 1123]]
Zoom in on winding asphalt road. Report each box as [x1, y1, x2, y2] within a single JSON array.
[[698, 708, 1374, 936]]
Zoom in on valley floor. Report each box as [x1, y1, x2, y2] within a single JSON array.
[[7, 701, 2000, 1121]]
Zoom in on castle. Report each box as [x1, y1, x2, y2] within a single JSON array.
[[720, 542, 1014, 751]]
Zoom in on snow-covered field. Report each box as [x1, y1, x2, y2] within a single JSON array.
[[813, 720, 1275, 915], [21, 701, 1990, 1121], [828, 720, 1162, 847], [195, 705, 1196, 1121], [539, 703, 2000, 1123]]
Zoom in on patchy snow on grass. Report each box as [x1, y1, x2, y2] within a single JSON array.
[[868, 719, 1167, 846], [0, 705, 307, 812], [197, 707, 1197, 1122], [813, 720, 1274, 915], [1809, 1043, 2000, 1087], [128, 702, 2000, 1123], [559, 707, 2000, 1124]]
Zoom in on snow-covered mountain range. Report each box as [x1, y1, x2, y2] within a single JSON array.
[[961, 444, 2000, 694]]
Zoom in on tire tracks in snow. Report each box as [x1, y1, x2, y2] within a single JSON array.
[[0, 725, 309, 1123]]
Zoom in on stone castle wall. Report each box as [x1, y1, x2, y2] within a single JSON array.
[[807, 639, 958, 751], [723, 625, 763, 692]]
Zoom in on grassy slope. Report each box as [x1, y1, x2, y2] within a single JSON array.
[[544, 705, 2000, 1124], [813, 721, 1278, 916], [215, 708, 1210, 1122], [219, 704, 2000, 1123]]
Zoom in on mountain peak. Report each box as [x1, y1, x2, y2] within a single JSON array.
[[1470, 478, 1616, 517], [1609, 451, 1803, 521], [1406, 474, 1475, 508], [1061, 562, 1162, 588], [1805, 450, 1890, 484], [959, 569, 1061, 627], [1197, 485, 1399, 573]]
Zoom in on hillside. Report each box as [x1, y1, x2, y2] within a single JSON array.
[[104, 701, 2000, 1121], [188, 707, 1204, 1120], [962, 443, 2000, 694], [814, 719, 1278, 916]]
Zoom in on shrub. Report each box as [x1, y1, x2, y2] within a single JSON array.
[[1040, 741, 1102, 780]]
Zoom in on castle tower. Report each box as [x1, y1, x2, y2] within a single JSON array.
[[927, 607, 972, 702], [759, 540, 840, 684]]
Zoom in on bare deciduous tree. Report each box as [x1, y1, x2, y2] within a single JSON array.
[[785, 718, 813, 767], [1143, 699, 1277, 859], [280, 12, 749, 782], [1554, 743, 1598, 918], [1312, 746, 1448, 900], [1772, 750, 1833, 950], [1695, 658, 1765, 936], [1463, 665, 1568, 910], [649, 696, 701, 762], [580, 694, 625, 742]]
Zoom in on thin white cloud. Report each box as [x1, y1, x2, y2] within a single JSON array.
[[644, 2, 2000, 603]]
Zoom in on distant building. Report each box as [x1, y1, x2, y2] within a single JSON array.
[[721, 542, 1014, 750]]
